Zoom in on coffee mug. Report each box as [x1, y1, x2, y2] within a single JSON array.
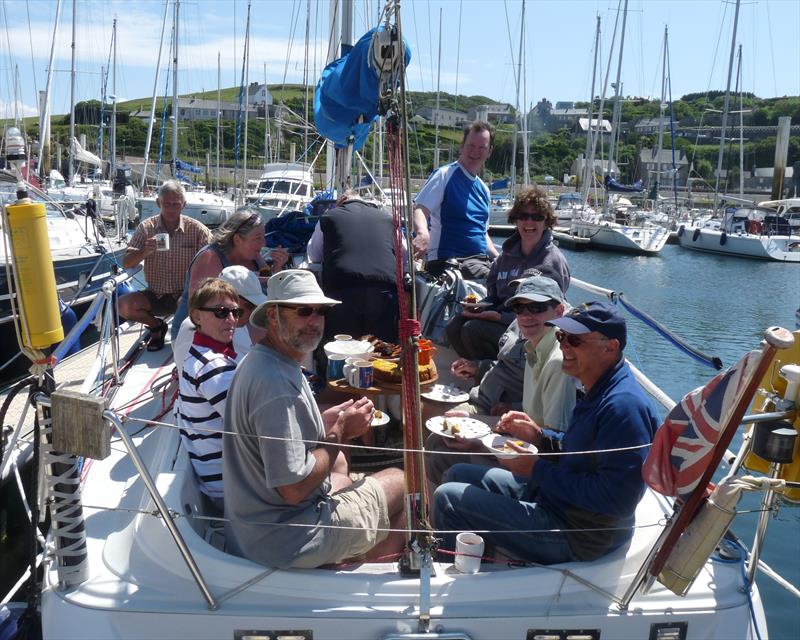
[[454, 532, 484, 574], [346, 360, 373, 388], [154, 233, 170, 251], [327, 354, 348, 380]]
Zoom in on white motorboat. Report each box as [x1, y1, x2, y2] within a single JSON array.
[[243, 162, 315, 222], [568, 215, 670, 256]]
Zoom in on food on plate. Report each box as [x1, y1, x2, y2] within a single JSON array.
[[442, 417, 461, 435], [464, 293, 478, 304], [372, 358, 436, 383], [502, 439, 526, 452], [361, 334, 403, 359], [374, 410, 383, 419]]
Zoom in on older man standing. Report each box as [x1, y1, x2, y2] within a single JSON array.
[[223, 269, 406, 569], [413, 120, 499, 278], [119, 180, 212, 351], [434, 301, 657, 565]]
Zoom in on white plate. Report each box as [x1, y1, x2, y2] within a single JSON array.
[[323, 340, 374, 358], [461, 300, 492, 311], [421, 384, 470, 404], [371, 410, 390, 426], [426, 416, 491, 440], [480, 433, 538, 459]]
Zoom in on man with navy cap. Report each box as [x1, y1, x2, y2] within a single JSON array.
[[434, 301, 658, 565]]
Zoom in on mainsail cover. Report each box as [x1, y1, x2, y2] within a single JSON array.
[[175, 158, 202, 174], [70, 137, 102, 167], [314, 26, 411, 151], [604, 174, 644, 192]]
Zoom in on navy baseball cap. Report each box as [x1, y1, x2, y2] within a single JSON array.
[[546, 301, 626, 349]]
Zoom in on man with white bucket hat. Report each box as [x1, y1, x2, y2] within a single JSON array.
[[223, 269, 406, 568]]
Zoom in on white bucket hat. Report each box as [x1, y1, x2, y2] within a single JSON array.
[[219, 265, 268, 307], [250, 269, 340, 328]]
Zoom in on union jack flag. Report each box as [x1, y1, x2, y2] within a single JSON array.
[[643, 350, 759, 500]]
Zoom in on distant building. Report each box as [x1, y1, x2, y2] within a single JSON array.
[[416, 106, 468, 127], [570, 155, 619, 182], [550, 107, 589, 128], [176, 97, 257, 122], [745, 166, 795, 192], [635, 148, 689, 187], [634, 117, 673, 135], [247, 83, 273, 107], [467, 103, 514, 124]]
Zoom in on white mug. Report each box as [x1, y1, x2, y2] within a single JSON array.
[[454, 532, 484, 574], [154, 233, 170, 251]]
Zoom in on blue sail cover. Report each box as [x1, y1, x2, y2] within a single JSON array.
[[490, 177, 510, 191], [604, 174, 644, 192], [314, 27, 411, 150], [175, 158, 202, 173]]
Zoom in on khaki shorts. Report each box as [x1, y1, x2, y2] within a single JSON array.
[[291, 477, 390, 568]]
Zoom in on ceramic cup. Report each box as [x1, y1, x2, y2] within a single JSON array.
[[334, 334, 353, 341], [454, 532, 484, 574], [346, 360, 373, 388], [154, 233, 170, 251], [327, 354, 348, 380]]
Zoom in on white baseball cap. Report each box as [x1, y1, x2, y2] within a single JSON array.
[[219, 265, 268, 307]]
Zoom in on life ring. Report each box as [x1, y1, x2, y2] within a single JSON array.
[[747, 220, 763, 235], [678, 225, 685, 237], [692, 228, 701, 242], [720, 231, 727, 245]]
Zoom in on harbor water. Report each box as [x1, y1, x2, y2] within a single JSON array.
[[548, 242, 800, 640]]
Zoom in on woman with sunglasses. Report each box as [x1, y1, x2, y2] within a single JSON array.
[[446, 185, 571, 361], [174, 277, 243, 514], [170, 211, 289, 342]]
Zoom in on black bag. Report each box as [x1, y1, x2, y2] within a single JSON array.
[[417, 269, 486, 347]]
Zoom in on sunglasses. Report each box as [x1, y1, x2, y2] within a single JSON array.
[[515, 213, 546, 222], [233, 213, 261, 234], [198, 306, 244, 319], [280, 305, 331, 318], [554, 330, 608, 348], [512, 301, 554, 315]]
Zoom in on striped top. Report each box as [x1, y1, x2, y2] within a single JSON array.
[[175, 335, 238, 499]]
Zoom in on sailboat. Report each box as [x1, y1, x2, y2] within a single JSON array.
[[676, 0, 800, 263], [136, 0, 235, 228], [2, 3, 798, 638], [565, 0, 669, 256]]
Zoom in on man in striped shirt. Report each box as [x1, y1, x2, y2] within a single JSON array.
[[175, 278, 242, 513]]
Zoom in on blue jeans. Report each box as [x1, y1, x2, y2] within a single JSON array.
[[433, 463, 579, 565]]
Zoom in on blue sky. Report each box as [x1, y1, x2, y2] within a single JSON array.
[[1, 0, 798, 121]]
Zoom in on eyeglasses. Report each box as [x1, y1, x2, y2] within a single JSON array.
[[554, 330, 608, 348], [512, 301, 554, 315], [515, 213, 546, 222], [198, 306, 244, 319], [279, 305, 331, 318]]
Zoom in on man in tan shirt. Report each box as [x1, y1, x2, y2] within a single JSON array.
[[119, 180, 212, 350]]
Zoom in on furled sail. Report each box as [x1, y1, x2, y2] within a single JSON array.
[[605, 174, 644, 192], [69, 137, 102, 167], [314, 26, 411, 150]]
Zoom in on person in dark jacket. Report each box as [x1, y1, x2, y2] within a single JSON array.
[[434, 301, 657, 565], [307, 194, 402, 344], [445, 185, 570, 360]]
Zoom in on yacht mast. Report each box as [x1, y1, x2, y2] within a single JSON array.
[[171, 0, 180, 171], [140, 0, 169, 190], [652, 26, 668, 196], [216, 52, 221, 189], [37, 0, 62, 178], [68, 0, 76, 185], [581, 16, 600, 196], [510, 0, 525, 196], [433, 9, 442, 170], [110, 17, 117, 178], [713, 0, 741, 210]]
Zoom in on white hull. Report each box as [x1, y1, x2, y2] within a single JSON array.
[[37, 338, 766, 639], [677, 226, 800, 262], [569, 220, 670, 255]]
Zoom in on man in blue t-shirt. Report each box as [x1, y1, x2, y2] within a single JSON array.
[[413, 121, 500, 278], [434, 301, 658, 565]]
